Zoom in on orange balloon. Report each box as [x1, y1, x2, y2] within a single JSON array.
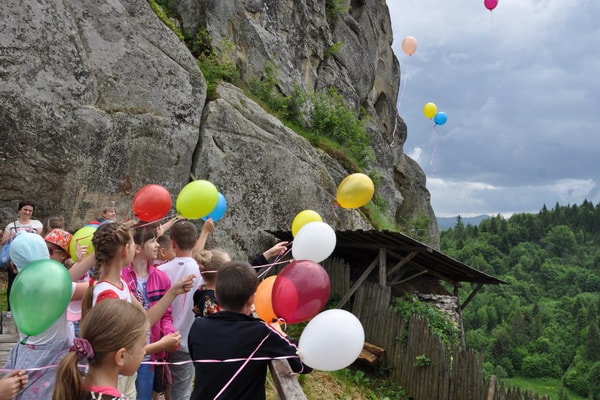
[[401, 36, 417, 56], [255, 276, 278, 323]]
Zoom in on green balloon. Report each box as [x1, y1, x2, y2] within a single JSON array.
[[10, 259, 72, 336]]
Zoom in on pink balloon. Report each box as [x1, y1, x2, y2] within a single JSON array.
[[484, 0, 498, 11], [271, 260, 331, 324], [401, 36, 417, 56]]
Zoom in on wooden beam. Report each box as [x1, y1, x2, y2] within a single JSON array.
[[335, 255, 380, 309], [268, 359, 307, 399], [386, 250, 419, 276], [460, 283, 483, 310], [388, 269, 429, 287], [378, 248, 387, 287]]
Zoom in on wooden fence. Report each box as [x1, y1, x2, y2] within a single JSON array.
[[323, 259, 551, 400]]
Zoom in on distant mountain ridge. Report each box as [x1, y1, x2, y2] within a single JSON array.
[[436, 215, 491, 230]]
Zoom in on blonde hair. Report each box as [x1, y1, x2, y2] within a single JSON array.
[[52, 299, 148, 400], [81, 221, 135, 318], [42, 215, 65, 236], [193, 248, 230, 285]]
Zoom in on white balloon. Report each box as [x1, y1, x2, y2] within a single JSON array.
[[298, 309, 365, 371], [291, 221, 336, 263]]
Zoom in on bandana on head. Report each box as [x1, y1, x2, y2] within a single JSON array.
[[9, 231, 50, 271]]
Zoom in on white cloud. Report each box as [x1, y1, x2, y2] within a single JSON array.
[[387, 0, 600, 217]]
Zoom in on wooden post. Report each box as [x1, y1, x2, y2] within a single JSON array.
[[487, 375, 496, 400]]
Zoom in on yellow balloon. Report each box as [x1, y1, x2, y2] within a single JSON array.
[[176, 180, 219, 219], [291, 210, 322, 237], [336, 173, 375, 209], [423, 102, 437, 119], [69, 226, 97, 262]]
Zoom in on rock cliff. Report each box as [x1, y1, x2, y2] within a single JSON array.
[[0, 0, 439, 257]]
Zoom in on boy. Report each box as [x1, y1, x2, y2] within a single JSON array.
[[157, 220, 202, 400], [188, 261, 312, 400]]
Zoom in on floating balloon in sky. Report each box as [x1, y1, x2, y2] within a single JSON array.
[[401, 36, 417, 56], [434, 111, 448, 126], [484, 0, 498, 11], [423, 102, 437, 120]]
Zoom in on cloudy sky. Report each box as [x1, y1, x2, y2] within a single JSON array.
[[387, 0, 600, 217]]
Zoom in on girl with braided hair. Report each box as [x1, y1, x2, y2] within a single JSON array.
[[80, 221, 196, 399], [52, 299, 148, 400]]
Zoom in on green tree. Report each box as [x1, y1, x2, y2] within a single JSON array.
[[585, 322, 600, 362]]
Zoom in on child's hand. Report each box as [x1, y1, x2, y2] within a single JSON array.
[[172, 274, 196, 295], [201, 218, 215, 234], [75, 243, 89, 261], [263, 241, 289, 260], [0, 369, 27, 398], [158, 332, 182, 352]]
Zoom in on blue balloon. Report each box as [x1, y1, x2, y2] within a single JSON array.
[[202, 192, 227, 222], [434, 111, 448, 126]]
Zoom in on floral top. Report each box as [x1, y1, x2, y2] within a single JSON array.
[[193, 287, 219, 317]]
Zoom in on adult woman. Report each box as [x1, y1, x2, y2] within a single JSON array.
[[1, 200, 43, 316]]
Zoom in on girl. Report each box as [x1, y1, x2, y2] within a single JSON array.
[[192, 248, 231, 317], [81, 221, 195, 399], [52, 299, 149, 400], [121, 225, 180, 400], [6, 231, 96, 399]]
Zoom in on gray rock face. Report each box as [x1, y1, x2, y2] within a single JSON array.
[[0, 0, 439, 255]]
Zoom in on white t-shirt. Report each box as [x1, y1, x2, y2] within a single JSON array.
[[158, 257, 202, 353], [92, 279, 133, 305], [20, 283, 76, 345], [4, 220, 43, 235]]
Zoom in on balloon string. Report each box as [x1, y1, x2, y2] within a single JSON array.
[[429, 124, 438, 174], [397, 55, 411, 115], [213, 332, 272, 400], [389, 109, 399, 148], [0, 354, 301, 374], [331, 202, 339, 218], [256, 259, 292, 279]]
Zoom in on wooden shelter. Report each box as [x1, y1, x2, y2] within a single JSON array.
[[268, 229, 506, 329]]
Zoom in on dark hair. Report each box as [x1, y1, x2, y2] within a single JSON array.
[[17, 200, 35, 211], [52, 299, 148, 400], [131, 223, 157, 246], [156, 234, 171, 249], [170, 220, 197, 250], [215, 261, 258, 312]]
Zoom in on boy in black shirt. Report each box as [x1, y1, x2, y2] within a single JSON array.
[[188, 261, 311, 399]]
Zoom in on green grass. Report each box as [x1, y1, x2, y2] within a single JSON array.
[[501, 377, 587, 400]]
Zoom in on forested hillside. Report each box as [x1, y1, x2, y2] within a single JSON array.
[[440, 200, 600, 398]]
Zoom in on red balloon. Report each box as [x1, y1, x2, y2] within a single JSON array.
[[484, 0, 498, 11], [132, 184, 172, 222], [271, 260, 331, 324]]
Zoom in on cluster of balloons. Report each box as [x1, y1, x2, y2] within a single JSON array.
[[423, 102, 448, 126], [131, 180, 228, 223]]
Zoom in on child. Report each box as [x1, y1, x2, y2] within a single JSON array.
[[154, 234, 175, 266], [157, 220, 204, 400], [52, 299, 149, 400], [188, 261, 312, 400], [192, 248, 231, 317], [81, 221, 195, 399], [121, 225, 180, 400], [6, 231, 96, 399]]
